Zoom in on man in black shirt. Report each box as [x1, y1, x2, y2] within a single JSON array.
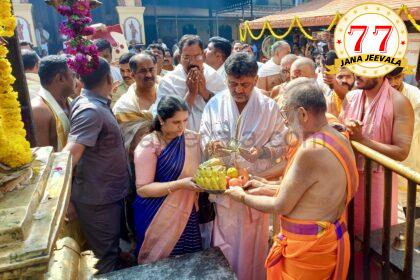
[[64, 58, 130, 274]]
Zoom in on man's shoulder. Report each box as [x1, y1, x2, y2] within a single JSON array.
[[293, 141, 327, 169], [206, 89, 229, 108], [159, 65, 184, 85], [31, 97, 53, 118], [391, 86, 413, 112], [71, 96, 103, 117], [254, 88, 280, 110]]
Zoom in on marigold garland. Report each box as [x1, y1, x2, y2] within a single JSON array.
[[240, 4, 419, 42], [0, 0, 32, 168]]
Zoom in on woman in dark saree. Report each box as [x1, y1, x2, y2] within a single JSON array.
[[133, 95, 203, 264]]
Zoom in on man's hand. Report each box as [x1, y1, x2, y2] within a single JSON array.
[[206, 141, 230, 157], [65, 201, 78, 222], [323, 74, 336, 87], [239, 147, 261, 163], [345, 119, 365, 141], [225, 186, 246, 203], [187, 68, 199, 95], [186, 69, 199, 107], [244, 179, 279, 196], [244, 179, 266, 190], [197, 70, 209, 100]]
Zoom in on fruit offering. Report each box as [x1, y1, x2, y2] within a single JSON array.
[[194, 159, 251, 192], [194, 158, 227, 191]]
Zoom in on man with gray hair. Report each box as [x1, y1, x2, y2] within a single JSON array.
[[200, 52, 286, 280], [226, 77, 358, 280], [290, 57, 317, 80], [270, 53, 298, 99], [257, 40, 291, 92]]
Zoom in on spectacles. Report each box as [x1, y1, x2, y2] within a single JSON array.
[[181, 54, 203, 62]]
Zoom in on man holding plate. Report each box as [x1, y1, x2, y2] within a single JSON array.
[[200, 52, 286, 280]]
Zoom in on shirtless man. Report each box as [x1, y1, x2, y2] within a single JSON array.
[[226, 78, 358, 279], [257, 41, 291, 92], [341, 75, 414, 234], [290, 57, 317, 80], [31, 55, 75, 151], [270, 54, 298, 99]]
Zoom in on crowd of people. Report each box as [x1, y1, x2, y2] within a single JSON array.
[[20, 32, 419, 279]]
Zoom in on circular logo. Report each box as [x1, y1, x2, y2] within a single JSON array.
[[334, 3, 408, 77]]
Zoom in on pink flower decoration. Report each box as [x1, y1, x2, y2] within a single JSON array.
[[57, 0, 99, 75]]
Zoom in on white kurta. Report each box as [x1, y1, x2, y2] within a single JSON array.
[[257, 59, 281, 78], [154, 64, 227, 132], [200, 88, 286, 280], [217, 63, 227, 84]]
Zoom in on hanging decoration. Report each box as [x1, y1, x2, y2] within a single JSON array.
[[0, 0, 32, 168], [240, 4, 419, 42], [57, 0, 99, 75]]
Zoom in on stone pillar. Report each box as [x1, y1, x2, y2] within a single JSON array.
[[116, 1, 146, 45], [11, 1, 37, 47]]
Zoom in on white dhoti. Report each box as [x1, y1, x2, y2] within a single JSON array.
[[200, 88, 286, 280]]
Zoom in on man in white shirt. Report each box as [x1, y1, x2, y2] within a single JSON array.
[[257, 40, 291, 92], [204, 36, 232, 83], [154, 34, 226, 132], [94, 38, 123, 83]]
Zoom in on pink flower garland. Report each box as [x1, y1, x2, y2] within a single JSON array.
[[57, 0, 99, 75]]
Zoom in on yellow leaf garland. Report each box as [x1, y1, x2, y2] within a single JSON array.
[[0, 0, 32, 168], [240, 4, 419, 42]]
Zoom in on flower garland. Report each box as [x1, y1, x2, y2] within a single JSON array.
[[0, 0, 32, 168], [57, 0, 99, 75], [240, 4, 420, 42]]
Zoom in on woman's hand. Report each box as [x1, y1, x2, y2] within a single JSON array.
[[176, 177, 202, 192]]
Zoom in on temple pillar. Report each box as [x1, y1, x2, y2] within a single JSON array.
[[11, 1, 37, 47], [116, 1, 146, 45]]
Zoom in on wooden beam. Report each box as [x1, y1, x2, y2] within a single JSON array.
[[5, 29, 37, 147]]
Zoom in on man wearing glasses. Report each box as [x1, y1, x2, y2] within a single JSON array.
[[200, 52, 286, 280], [153, 34, 226, 132], [225, 78, 358, 280]]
